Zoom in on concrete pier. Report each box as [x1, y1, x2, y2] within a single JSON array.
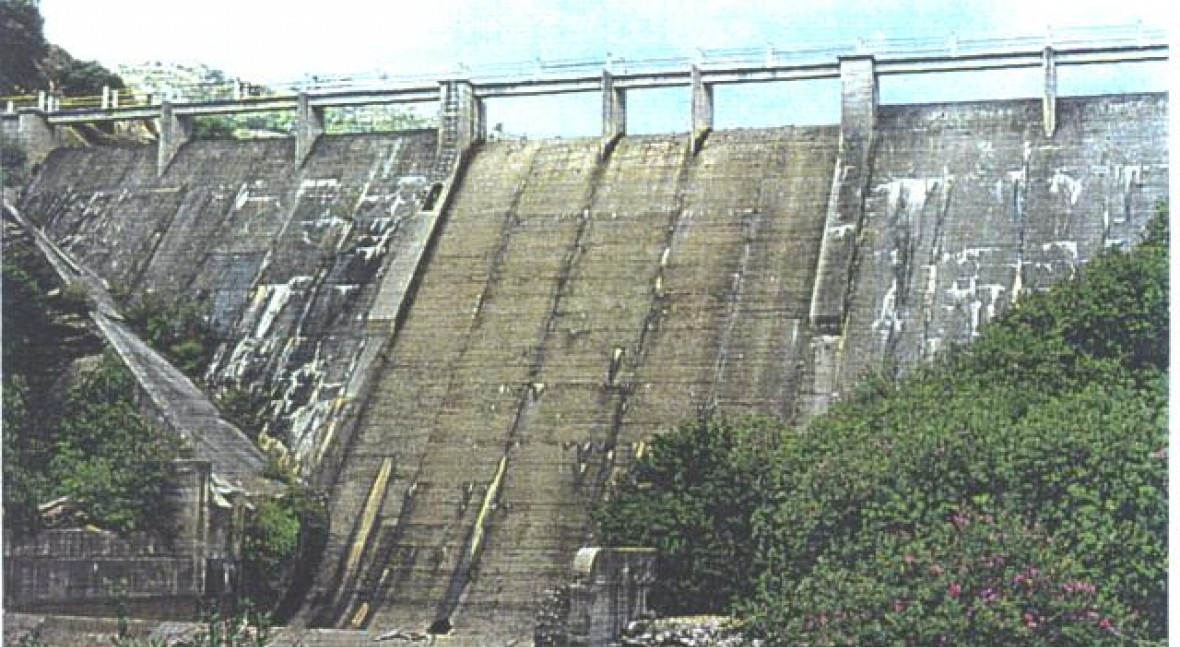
[[601, 70, 626, 159], [156, 102, 192, 175]]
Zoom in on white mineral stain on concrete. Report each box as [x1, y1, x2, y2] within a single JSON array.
[[1049, 171, 1083, 206]]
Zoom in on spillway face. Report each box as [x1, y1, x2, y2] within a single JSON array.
[[13, 92, 1168, 644], [831, 95, 1169, 398], [19, 132, 439, 469], [306, 128, 839, 640]]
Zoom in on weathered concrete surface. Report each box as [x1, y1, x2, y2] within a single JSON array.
[[2, 202, 270, 491], [828, 95, 1169, 402], [14, 92, 1168, 644], [20, 131, 440, 474], [3, 461, 241, 619]]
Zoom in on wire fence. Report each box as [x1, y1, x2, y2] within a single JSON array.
[[1, 23, 1165, 115]]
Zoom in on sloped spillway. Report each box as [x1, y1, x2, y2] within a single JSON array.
[[306, 128, 842, 640], [16, 93, 1168, 645]]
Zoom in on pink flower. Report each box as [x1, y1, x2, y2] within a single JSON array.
[[1062, 581, 1096, 594], [1023, 612, 1038, 629], [904, 553, 916, 565], [1098, 617, 1114, 632], [949, 583, 962, 598]]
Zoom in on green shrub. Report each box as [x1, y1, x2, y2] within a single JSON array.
[[744, 207, 1168, 644], [595, 206, 1168, 643], [46, 352, 179, 533], [593, 414, 781, 614], [241, 487, 326, 612], [124, 293, 217, 379]]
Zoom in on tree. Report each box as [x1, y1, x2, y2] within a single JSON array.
[[745, 207, 1168, 644], [2, 376, 50, 533], [593, 414, 780, 614], [46, 45, 125, 96], [46, 352, 180, 533], [0, 0, 50, 94], [594, 205, 1168, 644]]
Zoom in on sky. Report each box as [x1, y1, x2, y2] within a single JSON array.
[[37, 0, 1174, 136]]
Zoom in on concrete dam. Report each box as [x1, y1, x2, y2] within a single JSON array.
[[6, 40, 1168, 644]]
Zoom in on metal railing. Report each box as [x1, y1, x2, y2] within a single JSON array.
[[1, 22, 1165, 116]]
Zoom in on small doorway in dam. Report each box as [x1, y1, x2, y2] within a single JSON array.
[[422, 182, 444, 211]]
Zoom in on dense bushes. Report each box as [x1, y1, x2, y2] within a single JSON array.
[[596, 207, 1167, 644], [3, 351, 181, 534], [593, 414, 780, 614], [2, 232, 181, 535]]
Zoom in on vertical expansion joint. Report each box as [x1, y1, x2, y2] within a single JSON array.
[[1042, 46, 1057, 138]]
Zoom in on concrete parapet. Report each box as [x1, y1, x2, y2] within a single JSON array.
[[297, 93, 326, 164], [565, 547, 656, 647], [808, 55, 877, 335], [690, 66, 714, 154], [157, 102, 192, 176]]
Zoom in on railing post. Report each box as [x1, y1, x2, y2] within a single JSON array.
[[1042, 46, 1057, 137], [601, 69, 625, 160], [690, 64, 713, 154], [101, 86, 110, 109]]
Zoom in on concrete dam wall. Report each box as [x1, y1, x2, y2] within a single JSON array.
[[16, 92, 1167, 643]]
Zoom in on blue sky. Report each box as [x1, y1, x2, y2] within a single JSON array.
[[38, 0, 1172, 136]]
